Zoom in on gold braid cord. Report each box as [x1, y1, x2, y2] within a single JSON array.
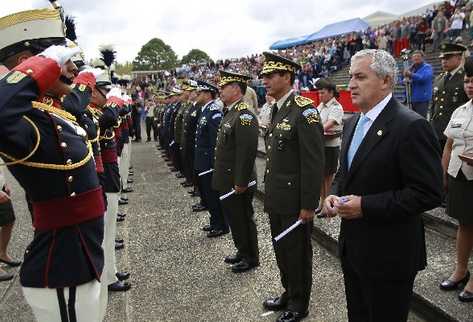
[[0, 103, 93, 170]]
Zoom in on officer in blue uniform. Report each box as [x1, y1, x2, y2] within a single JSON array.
[[0, 8, 104, 321], [194, 80, 229, 237]]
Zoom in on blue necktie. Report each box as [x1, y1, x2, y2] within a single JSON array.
[[347, 115, 370, 169]]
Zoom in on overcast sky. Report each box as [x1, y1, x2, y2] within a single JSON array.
[[1, 0, 436, 63]]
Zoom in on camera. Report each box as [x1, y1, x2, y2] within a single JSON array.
[[400, 48, 412, 61]]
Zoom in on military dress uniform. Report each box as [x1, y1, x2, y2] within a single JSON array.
[[194, 81, 229, 235], [431, 43, 469, 150], [0, 45, 105, 322], [212, 71, 260, 271], [173, 98, 187, 177], [261, 52, 324, 318]]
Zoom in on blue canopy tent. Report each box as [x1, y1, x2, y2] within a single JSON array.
[[269, 35, 310, 50], [305, 18, 369, 42]]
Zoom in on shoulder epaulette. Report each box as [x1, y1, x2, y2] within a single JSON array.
[[236, 101, 250, 111], [294, 95, 314, 108]]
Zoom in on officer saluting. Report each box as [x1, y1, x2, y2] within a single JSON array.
[[260, 52, 324, 322], [0, 8, 105, 321], [194, 80, 229, 237], [431, 43, 468, 150], [213, 70, 259, 273]]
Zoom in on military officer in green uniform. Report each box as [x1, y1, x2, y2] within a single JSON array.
[[212, 70, 260, 273], [174, 87, 190, 179], [431, 43, 468, 150], [260, 52, 324, 322]]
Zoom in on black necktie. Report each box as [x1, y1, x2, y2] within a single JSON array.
[[444, 72, 451, 86], [271, 103, 278, 124]]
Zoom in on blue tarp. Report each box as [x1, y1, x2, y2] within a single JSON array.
[[305, 18, 369, 42], [269, 35, 311, 50], [269, 18, 370, 50]]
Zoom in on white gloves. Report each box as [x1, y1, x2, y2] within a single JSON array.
[[39, 45, 82, 67], [107, 87, 122, 99], [79, 67, 105, 79]]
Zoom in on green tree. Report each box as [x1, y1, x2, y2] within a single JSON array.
[[181, 49, 211, 65], [133, 38, 178, 71], [115, 61, 133, 75]]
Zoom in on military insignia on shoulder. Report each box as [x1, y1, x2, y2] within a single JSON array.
[[212, 113, 222, 120], [191, 111, 197, 117], [6, 71, 27, 84], [239, 113, 253, 126], [209, 104, 220, 111], [295, 95, 314, 107], [236, 102, 250, 111], [302, 108, 320, 124]]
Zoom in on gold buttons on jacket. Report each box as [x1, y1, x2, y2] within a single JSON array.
[[67, 176, 74, 183], [70, 192, 76, 197], [66, 159, 72, 165], [57, 125, 62, 132], [287, 182, 292, 186], [269, 133, 273, 137], [60, 142, 67, 148], [266, 169, 270, 174]]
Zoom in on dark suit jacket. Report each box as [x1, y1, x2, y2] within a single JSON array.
[[335, 97, 442, 279]]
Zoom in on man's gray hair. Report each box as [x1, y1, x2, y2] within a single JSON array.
[[351, 49, 398, 88]]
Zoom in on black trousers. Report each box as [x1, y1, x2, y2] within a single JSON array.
[[411, 101, 429, 119], [194, 169, 207, 207], [133, 115, 141, 140], [220, 189, 259, 264], [182, 146, 194, 183], [269, 213, 313, 313], [199, 173, 228, 231], [341, 257, 416, 322], [145, 117, 157, 141]]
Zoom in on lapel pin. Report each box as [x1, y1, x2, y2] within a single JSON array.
[[377, 130, 383, 136]]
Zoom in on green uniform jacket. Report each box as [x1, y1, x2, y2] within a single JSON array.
[[264, 93, 324, 215], [212, 100, 259, 192], [431, 68, 468, 141], [174, 102, 188, 145]]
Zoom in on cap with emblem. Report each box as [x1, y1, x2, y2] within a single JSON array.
[[197, 80, 219, 93], [315, 78, 339, 98], [260, 51, 301, 76], [439, 43, 467, 58], [0, 8, 66, 62], [218, 70, 251, 87]]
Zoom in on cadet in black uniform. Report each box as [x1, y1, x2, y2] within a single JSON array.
[[194, 81, 229, 237], [0, 8, 104, 320], [213, 70, 260, 273], [260, 52, 324, 322]]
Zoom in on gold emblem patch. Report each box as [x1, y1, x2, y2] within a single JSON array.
[[295, 95, 313, 107], [6, 71, 27, 84]]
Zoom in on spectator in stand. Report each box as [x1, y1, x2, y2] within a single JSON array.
[[403, 50, 434, 118], [416, 17, 429, 51], [315, 79, 344, 204], [440, 56, 473, 303], [258, 94, 275, 129], [0, 168, 21, 282], [449, 8, 466, 41], [432, 10, 449, 51]]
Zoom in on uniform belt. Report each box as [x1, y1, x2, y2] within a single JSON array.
[[95, 154, 104, 173], [101, 148, 118, 163], [32, 187, 105, 230]]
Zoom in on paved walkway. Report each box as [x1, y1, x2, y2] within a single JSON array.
[[0, 141, 424, 322]]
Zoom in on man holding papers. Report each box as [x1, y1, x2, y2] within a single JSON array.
[[213, 70, 260, 273]]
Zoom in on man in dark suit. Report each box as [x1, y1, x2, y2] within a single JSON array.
[[323, 49, 443, 322]]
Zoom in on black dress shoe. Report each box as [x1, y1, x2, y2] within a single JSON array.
[[127, 179, 134, 184], [440, 271, 470, 290], [117, 216, 125, 223], [115, 238, 124, 243], [224, 255, 241, 264], [0, 271, 14, 282], [116, 272, 130, 281], [276, 310, 308, 322], [170, 168, 178, 172], [115, 242, 124, 250], [0, 258, 22, 267], [459, 289, 473, 302], [117, 213, 126, 218], [263, 297, 287, 311], [207, 229, 229, 238], [192, 204, 208, 212], [108, 280, 131, 292], [201, 225, 213, 232], [118, 198, 128, 205], [231, 260, 259, 273], [122, 187, 134, 193], [176, 173, 185, 179], [120, 196, 129, 202], [182, 182, 193, 187]]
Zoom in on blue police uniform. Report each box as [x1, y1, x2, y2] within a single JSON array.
[[194, 100, 228, 232]]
